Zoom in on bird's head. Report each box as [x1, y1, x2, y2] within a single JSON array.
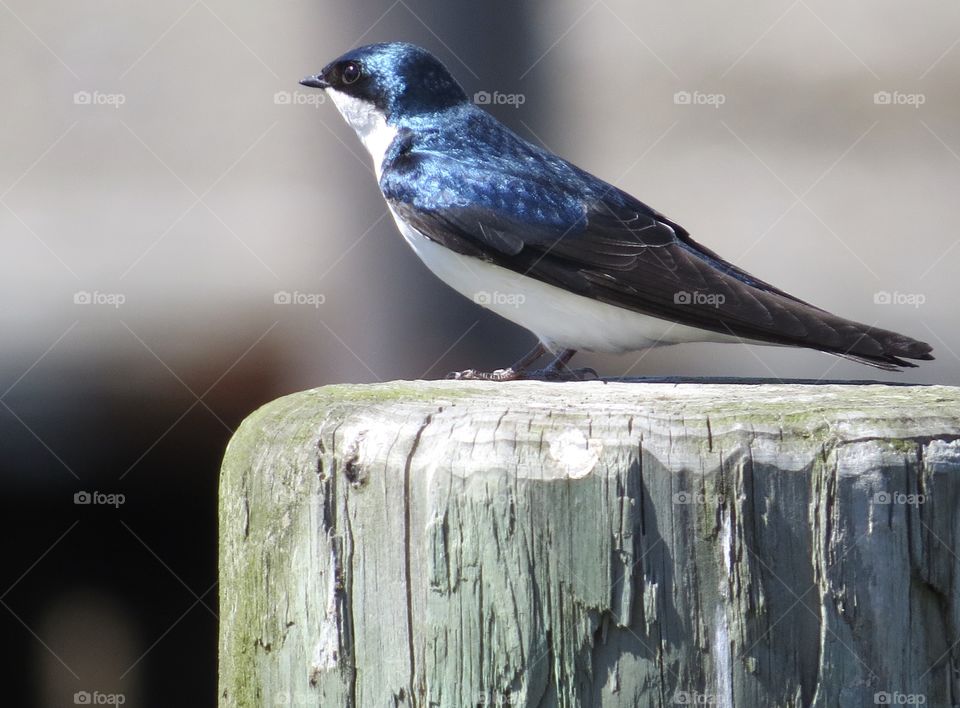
[[301, 42, 467, 127]]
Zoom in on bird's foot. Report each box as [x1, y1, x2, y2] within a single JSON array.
[[445, 366, 598, 382], [445, 367, 524, 381], [445, 347, 598, 382]]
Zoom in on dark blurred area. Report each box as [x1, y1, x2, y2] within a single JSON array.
[[2, 0, 958, 705]]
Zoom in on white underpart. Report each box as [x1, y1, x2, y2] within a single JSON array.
[[328, 88, 743, 353], [326, 89, 398, 179], [392, 212, 743, 353]]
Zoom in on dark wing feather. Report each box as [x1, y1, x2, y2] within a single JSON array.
[[381, 116, 933, 370]]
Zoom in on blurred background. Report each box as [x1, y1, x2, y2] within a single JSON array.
[[2, 0, 957, 705]]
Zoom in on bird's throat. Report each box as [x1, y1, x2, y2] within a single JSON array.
[[326, 90, 398, 180]]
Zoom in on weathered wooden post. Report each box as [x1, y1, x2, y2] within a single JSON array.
[[219, 380, 960, 707]]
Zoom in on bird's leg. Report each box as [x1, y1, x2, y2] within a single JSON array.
[[526, 349, 599, 381], [446, 343, 547, 381], [544, 348, 576, 372]]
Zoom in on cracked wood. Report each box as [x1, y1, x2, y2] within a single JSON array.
[[219, 380, 960, 707]]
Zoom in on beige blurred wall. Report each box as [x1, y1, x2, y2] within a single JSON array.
[[1, 0, 957, 386]]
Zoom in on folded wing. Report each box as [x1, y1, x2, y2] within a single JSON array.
[[380, 118, 933, 370]]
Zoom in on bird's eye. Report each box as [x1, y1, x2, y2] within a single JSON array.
[[341, 62, 362, 85]]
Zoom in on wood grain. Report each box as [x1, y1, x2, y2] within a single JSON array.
[[219, 381, 960, 707]]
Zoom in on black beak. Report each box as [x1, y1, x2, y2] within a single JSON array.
[[300, 75, 329, 89]]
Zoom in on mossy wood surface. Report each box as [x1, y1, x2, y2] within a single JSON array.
[[219, 381, 960, 707]]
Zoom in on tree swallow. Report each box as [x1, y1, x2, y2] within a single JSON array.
[[301, 42, 933, 380]]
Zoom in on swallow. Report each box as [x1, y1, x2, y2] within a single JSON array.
[[301, 42, 933, 380]]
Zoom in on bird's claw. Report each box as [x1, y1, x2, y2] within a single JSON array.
[[445, 367, 522, 381], [445, 366, 598, 382]]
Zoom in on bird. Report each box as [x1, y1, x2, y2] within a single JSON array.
[[300, 42, 933, 380]]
